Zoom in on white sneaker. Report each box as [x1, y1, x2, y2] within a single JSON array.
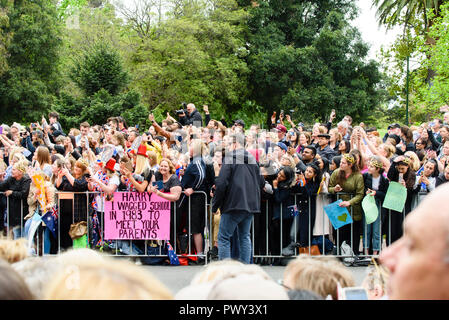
[[282, 242, 297, 256]]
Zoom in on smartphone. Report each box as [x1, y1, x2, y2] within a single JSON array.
[[0, 126, 2, 134], [152, 181, 164, 190], [340, 287, 368, 300]]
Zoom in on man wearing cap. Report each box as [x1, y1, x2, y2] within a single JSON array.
[[233, 120, 245, 132], [275, 124, 290, 147], [272, 142, 288, 171], [316, 133, 337, 163], [383, 123, 401, 143]]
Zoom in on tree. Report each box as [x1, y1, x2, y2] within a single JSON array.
[[373, 0, 443, 31], [242, 0, 384, 125], [70, 42, 129, 96], [413, 2, 449, 117], [53, 40, 147, 129], [0, 0, 12, 76], [128, 0, 250, 123], [0, 0, 63, 123]]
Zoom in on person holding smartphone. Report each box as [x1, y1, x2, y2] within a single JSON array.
[[147, 158, 182, 248]]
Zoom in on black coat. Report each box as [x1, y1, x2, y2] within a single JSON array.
[[436, 173, 449, 187], [362, 172, 389, 203], [0, 175, 31, 227], [180, 109, 203, 127], [211, 149, 264, 214], [56, 175, 89, 222]]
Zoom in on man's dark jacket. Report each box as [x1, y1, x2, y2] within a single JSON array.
[[180, 109, 203, 127], [212, 149, 264, 214]]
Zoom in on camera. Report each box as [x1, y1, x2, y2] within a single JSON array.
[[289, 109, 294, 115], [176, 109, 186, 115]]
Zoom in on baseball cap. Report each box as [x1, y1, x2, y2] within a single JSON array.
[[388, 123, 401, 130], [275, 124, 287, 133], [234, 119, 245, 128], [276, 142, 288, 152]]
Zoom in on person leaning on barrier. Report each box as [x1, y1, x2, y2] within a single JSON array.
[[0, 160, 31, 239], [147, 158, 182, 248], [291, 163, 322, 251], [328, 153, 364, 255], [386, 155, 417, 245], [362, 156, 389, 256], [271, 166, 296, 257], [177, 139, 209, 260], [55, 158, 89, 250], [379, 183, 449, 300]]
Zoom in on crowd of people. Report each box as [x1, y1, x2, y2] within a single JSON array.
[[0, 104, 449, 264]]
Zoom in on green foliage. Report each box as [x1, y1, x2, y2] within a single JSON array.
[[0, 0, 63, 123], [53, 88, 148, 129], [70, 42, 129, 96], [129, 0, 250, 121], [413, 2, 449, 117], [0, 0, 12, 76], [244, 1, 385, 125]]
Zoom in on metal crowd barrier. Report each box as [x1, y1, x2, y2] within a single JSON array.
[[0, 190, 209, 264], [249, 191, 428, 261], [1, 190, 428, 265]]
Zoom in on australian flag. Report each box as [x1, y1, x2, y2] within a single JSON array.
[[167, 241, 180, 266], [42, 205, 58, 239]]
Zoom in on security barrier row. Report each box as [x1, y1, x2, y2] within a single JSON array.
[[0, 190, 427, 264]]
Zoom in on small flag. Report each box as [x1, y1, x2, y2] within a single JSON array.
[[167, 241, 180, 266]]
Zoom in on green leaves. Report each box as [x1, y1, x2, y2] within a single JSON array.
[[71, 42, 129, 96], [0, 0, 62, 123], [245, 0, 383, 125]]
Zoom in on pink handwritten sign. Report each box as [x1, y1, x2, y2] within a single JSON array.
[[104, 192, 171, 240]]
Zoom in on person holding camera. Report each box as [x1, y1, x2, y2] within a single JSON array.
[[54, 158, 90, 249], [177, 103, 203, 128]]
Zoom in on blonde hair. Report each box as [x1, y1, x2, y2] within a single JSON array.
[[363, 264, 389, 292], [0, 237, 29, 264], [135, 154, 150, 175], [404, 151, 420, 171], [44, 254, 173, 300], [159, 158, 175, 174], [190, 259, 271, 285], [9, 147, 26, 164], [13, 159, 29, 175], [148, 150, 158, 166], [329, 128, 342, 142], [379, 143, 395, 159], [190, 139, 207, 158], [283, 255, 355, 300]]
